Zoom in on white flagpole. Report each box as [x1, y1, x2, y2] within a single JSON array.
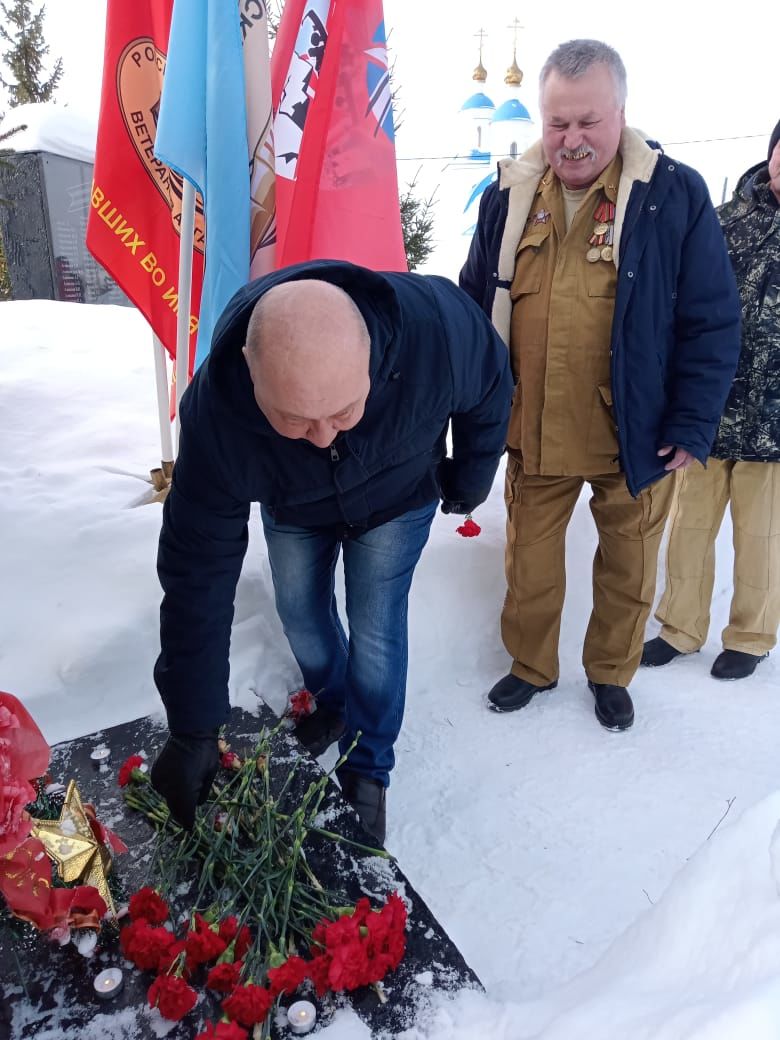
[[146, 331, 175, 498], [152, 333, 174, 465], [175, 178, 197, 452]]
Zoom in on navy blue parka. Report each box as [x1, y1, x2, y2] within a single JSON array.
[[155, 261, 513, 733], [459, 130, 742, 495]]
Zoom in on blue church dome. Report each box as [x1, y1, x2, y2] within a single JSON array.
[[491, 98, 531, 123], [460, 92, 496, 113]]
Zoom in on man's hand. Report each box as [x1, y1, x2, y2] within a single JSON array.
[[438, 458, 480, 516], [657, 445, 696, 471], [440, 498, 476, 516], [150, 733, 219, 829]]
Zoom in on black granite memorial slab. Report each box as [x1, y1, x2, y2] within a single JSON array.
[[0, 704, 481, 1039]]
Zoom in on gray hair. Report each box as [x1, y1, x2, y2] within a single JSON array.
[[539, 39, 627, 109]]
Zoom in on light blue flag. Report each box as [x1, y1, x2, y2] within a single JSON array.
[[155, 0, 250, 370]]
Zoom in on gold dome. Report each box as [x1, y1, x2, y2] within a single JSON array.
[[505, 53, 523, 86], [472, 28, 488, 83]]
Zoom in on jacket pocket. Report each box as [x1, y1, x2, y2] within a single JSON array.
[[587, 382, 619, 455], [509, 245, 544, 300], [504, 454, 521, 507], [586, 262, 617, 299]]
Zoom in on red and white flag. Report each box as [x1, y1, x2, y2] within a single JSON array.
[[271, 0, 406, 271], [86, 0, 205, 366]]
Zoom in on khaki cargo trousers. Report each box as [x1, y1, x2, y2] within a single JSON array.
[[655, 458, 780, 655], [502, 458, 675, 688]]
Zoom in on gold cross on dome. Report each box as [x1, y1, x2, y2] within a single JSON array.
[[507, 17, 524, 47], [31, 779, 115, 914]]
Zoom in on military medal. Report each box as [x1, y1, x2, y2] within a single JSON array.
[[587, 198, 616, 262]]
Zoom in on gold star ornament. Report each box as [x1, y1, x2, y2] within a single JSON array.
[[31, 780, 115, 915]]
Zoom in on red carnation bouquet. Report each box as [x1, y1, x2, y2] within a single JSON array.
[[120, 723, 409, 1033]]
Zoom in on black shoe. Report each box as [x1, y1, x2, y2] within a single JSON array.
[[487, 673, 557, 713], [336, 767, 386, 845], [294, 705, 346, 757], [711, 649, 768, 681], [641, 637, 690, 667], [588, 681, 634, 730]]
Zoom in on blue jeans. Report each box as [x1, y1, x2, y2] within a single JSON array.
[[261, 501, 437, 786]]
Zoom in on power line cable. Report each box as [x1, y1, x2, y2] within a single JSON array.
[[395, 132, 769, 162]]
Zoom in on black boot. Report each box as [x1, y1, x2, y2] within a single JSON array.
[[487, 673, 557, 713], [336, 767, 386, 845], [294, 704, 346, 757], [641, 637, 690, 667], [588, 681, 634, 730], [711, 649, 768, 681]]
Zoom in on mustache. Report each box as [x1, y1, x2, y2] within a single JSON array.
[[557, 146, 596, 162]]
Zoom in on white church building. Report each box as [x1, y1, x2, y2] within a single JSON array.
[[424, 32, 537, 278]]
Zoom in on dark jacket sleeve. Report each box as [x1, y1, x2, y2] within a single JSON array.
[[154, 389, 250, 734], [430, 276, 513, 506], [660, 175, 741, 461], [458, 181, 501, 312]]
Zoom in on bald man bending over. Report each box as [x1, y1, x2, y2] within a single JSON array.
[[150, 260, 513, 844]]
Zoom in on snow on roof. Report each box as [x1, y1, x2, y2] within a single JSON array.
[[0, 102, 97, 164]]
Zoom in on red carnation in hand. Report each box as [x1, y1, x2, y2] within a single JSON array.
[[128, 886, 169, 924], [117, 754, 145, 787], [456, 516, 481, 537], [206, 960, 244, 994], [221, 983, 273, 1027], [267, 955, 308, 997], [195, 1022, 248, 1040], [147, 973, 197, 1021]]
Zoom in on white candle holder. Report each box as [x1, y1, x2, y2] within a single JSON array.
[[93, 967, 124, 1000], [287, 999, 316, 1034], [90, 746, 111, 770]]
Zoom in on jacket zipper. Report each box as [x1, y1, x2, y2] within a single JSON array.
[[330, 443, 339, 462]]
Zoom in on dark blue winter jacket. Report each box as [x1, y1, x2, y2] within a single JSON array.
[[155, 260, 513, 733], [459, 130, 741, 495]]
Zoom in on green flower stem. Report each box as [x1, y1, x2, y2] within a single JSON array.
[[307, 827, 391, 858], [122, 724, 375, 986]]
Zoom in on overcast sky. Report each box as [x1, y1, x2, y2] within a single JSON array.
[[5, 0, 777, 200]]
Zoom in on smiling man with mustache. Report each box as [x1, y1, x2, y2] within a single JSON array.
[[460, 39, 741, 731]]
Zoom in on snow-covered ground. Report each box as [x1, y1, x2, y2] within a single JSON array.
[[2, 299, 779, 1038]]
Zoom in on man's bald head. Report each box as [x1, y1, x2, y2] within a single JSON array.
[[242, 280, 371, 448]]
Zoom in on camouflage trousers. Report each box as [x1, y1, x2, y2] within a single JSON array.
[[656, 458, 780, 654]]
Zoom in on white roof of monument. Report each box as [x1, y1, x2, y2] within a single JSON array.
[[0, 102, 97, 163]]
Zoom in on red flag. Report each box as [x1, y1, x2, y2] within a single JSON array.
[[271, 0, 406, 270], [0, 838, 107, 931], [86, 0, 205, 366]]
